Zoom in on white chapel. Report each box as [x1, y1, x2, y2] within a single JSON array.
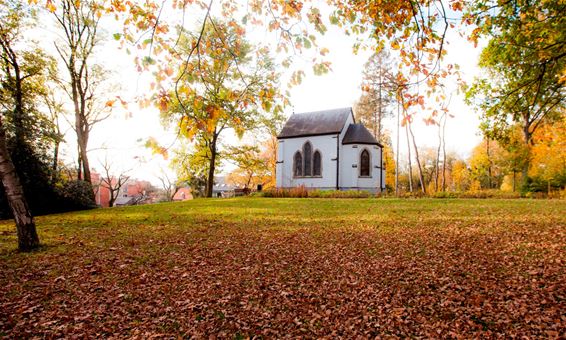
[[276, 107, 385, 192]]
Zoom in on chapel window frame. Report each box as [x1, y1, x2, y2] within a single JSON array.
[[359, 148, 371, 177], [303, 141, 313, 176], [312, 149, 322, 177], [293, 151, 303, 177]]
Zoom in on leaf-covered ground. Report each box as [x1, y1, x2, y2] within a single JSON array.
[[1, 198, 565, 338]]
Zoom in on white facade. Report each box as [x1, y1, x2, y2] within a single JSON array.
[[276, 108, 385, 192]]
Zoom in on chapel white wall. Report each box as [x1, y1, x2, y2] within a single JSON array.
[[276, 134, 338, 189], [339, 144, 382, 191], [276, 112, 385, 192]]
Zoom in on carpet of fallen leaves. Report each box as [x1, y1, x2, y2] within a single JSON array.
[[0, 198, 565, 338]]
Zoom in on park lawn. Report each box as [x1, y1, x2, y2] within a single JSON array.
[[0, 198, 564, 337]]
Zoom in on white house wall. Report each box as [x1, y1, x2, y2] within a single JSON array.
[[276, 134, 338, 190], [339, 144, 382, 191]]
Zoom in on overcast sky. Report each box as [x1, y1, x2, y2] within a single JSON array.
[[35, 3, 485, 185]]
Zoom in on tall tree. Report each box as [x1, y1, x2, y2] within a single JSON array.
[[161, 18, 283, 197], [52, 0, 111, 184], [355, 50, 395, 141], [466, 0, 566, 185]]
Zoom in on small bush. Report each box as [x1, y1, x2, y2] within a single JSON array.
[[57, 180, 97, 211], [262, 186, 375, 198], [430, 190, 521, 199], [401, 191, 427, 199], [432, 191, 457, 199]]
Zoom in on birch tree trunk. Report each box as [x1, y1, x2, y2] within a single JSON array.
[[441, 113, 447, 192], [408, 120, 426, 194], [405, 121, 413, 193], [0, 119, 39, 251], [395, 102, 400, 196]]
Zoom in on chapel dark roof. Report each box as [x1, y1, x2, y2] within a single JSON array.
[[342, 123, 382, 146], [277, 107, 352, 139]]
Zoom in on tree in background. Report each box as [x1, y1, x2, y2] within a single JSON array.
[[466, 0, 565, 186], [379, 130, 396, 192], [41, 84, 66, 181], [226, 145, 271, 190], [451, 159, 472, 192], [169, 140, 214, 198], [156, 168, 182, 202], [355, 50, 395, 141], [98, 158, 129, 207], [468, 139, 510, 190], [52, 0, 113, 185], [528, 116, 566, 193], [161, 19, 283, 197]]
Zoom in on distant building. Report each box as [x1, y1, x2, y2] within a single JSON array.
[[91, 172, 156, 207], [276, 107, 385, 193], [213, 176, 238, 198], [172, 187, 193, 201], [91, 172, 111, 207]]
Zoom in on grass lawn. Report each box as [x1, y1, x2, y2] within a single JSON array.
[[0, 198, 564, 337]]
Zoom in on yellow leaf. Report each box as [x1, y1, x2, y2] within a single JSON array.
[[46, 1, 56, 12], [391, 40, 400, 50]]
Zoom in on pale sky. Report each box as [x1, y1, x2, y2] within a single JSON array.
[[32, 2, 485, 185]]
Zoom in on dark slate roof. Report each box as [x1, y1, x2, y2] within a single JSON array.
[[277, 107, 352, 139], [342, 124, 383, 146]]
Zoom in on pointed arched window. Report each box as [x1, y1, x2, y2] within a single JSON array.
[[303, 142, 312, 176], [313, 150, 321, 176], [294, 151, 303, 177], [360, 149, 370, 177]]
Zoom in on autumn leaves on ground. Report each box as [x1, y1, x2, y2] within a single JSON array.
[[1, 198, 565, 337]]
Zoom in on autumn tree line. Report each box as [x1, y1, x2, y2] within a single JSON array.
[[0, 0, 564, 250], [352, 47, 565, 197]]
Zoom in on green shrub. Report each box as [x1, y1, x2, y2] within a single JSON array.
[[57, 180, 97, 211]]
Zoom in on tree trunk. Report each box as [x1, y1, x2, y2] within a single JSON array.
[[79, 136, 92, 184], [76, 144, 82, 180], [408, 121, 426, 194], [395, 102, 400, 196], [108, 190, 117, 207], [377, 64, 383, 141], [441, 113, 447, 192], [206, 134, 218, 198], [13, 60, 24, 146], [486, 138, 492, 189], [434, 117, 442, 192], [521, 125, 531, 188], [405, 119, 413, 192], [0, 119, 39, 251], [52, 141, 60, 182]]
